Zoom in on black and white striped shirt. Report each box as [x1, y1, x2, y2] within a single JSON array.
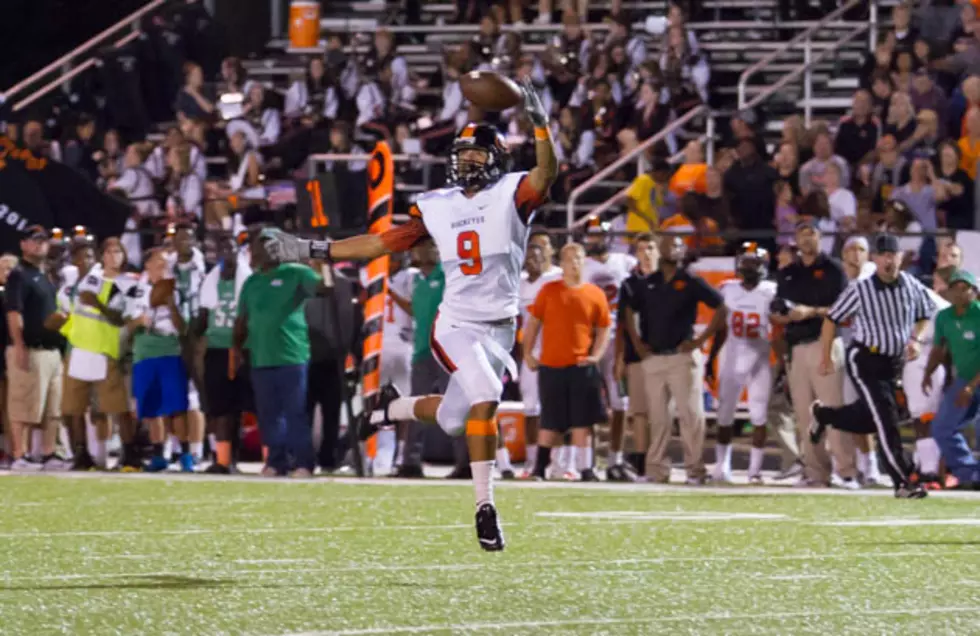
[[828, 272, 936, 357]]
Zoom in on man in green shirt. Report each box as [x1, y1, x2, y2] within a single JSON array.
[[923, 269, 980, 488], [172, 223, 206, 463], [387, 238, 448, 477], [234, 229, 322, 478], [195, 234, 252, 474]]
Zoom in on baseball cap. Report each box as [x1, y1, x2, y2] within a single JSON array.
[[949, 269, 978, 290], [873, 233, 900, 253], [23, 224, 49, 240]]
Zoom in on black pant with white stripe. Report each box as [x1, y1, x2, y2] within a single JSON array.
[[821, 344, 914, 488]]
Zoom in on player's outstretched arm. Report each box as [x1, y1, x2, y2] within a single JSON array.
[[519, 78, 558, 195], [261, 219, 429, 263]]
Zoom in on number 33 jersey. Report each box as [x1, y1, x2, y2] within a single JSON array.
[[380, 171, 547, 323], [719, 279, 777, 371]]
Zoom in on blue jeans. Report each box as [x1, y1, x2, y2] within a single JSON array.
[[933, 377, 980, 484], [251, 364, 314, 473]]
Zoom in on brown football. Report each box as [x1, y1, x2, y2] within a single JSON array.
[[459, 71, 522, 111]]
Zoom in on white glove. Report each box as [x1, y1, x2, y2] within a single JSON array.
[[520, 77, 549, 128], [260, 228, 310, 263]]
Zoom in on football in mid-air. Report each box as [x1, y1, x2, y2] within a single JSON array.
[[460, 71, 522, 111]]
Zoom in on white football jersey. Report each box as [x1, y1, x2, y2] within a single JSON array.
[[583, 252, 637, 318], [414, 171, 536, 323], [519, 265, 561, 356], [720, 279, 777, 351], [384, 266, 420, 346]]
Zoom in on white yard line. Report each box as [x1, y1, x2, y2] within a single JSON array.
[[4, 550, 978, 582], [537, 511, 787, 521], [282, 606, 980, 635], [818, 518, 980, 527]]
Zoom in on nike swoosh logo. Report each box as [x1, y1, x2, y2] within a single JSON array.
[[478, 538, 498, 545]]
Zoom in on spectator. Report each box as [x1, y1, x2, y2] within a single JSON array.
[[62, 114, 99, 182], [800, 131, 851, 194], [125, 249, 190, 472], [697, 166, 730, 232], [773, 142, 802, 199], [303, 262, 356, 474], [240, 83, 281, 147], [927, 270, 980, 488], [49, 239, 128, 470], [862, 134, 909, 215], [660, 192, 724, 255], [284, 57, 339, 123], [890, 156, 949, 232], [109, 142, 157, 265], [356, 63, 416, 141], [176, 62, 215, 123], [216, 56, 249, 98], [835, 90, 879, 168], [909, 70, 947, 126], [773, 220, 857, 487], [165, 143, 204, 222], [892, 3, 919, 53], [724, 136, 780, 239], [96, 128, 125, 188], [937, 140, 974, 230], [870, 72, 895, 123], [621, 235, 725, 484], [629, 81, 669, 142], [554, 106, 595, 170], [669, 140, 707, 198], [20, 118, 60, 161], [884, 199, 924, 269], [957, 75, 980, 139], [661, 26, 709, 113], [902, 109, 942, 160], [397, 238, 452, 479], [861, 39, 895, 91], [825, 162, 858, 234], [799, 190, 838, 255], [885, 91, 917, 146], [958, 107, 980, 178], [5, 226, 66, 471], [368, 30, 409, 97], [933, 28, 980, 85], [914, 38, 932, 69], [624, 155, 677, 234], [235, 230, 321, 478], [774, 180, 799, 246], [892, 50, 918, 93], [524, 242, 611, 482]]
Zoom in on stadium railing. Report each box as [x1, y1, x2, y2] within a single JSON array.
[[1, 0, 171, 114], [737, 0, 876, 126]]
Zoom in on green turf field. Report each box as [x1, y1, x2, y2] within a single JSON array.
[[2, 474, 980, 635]]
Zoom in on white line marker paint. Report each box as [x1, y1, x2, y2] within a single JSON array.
[[232, 559, 317, 565], [537, 511, 787, 522], [282, 606, 980, 635], [765, 574, 831, 581], [818, 518, 980, 527]]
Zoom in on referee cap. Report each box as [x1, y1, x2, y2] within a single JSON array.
[[949, 269, 978, 290], [872, 233, 900, 254]]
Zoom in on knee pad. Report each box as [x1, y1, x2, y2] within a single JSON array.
[[436, 399, 468, 437]]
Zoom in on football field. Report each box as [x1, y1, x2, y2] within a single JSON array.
[[2, 473, 980, 635]]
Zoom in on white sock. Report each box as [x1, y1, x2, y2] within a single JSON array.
[[556, 445, 571, 471], [916, 438, 941, 475], [575, 446, 593, 472], [375, 429, 396, 472], [471, 460, 495, 507], [609, 450, 624, 465], [92, 440, 108, 469], [525, 444, 537, 472], [190, 442, 203, 460], [394, 440, 406, 466], [387, 397, 421, 422], [857, 450, 870, 477], [867, 451, 881, 478], [749, 447, 764, 476], [495, 446, 513, 472], [715, 443, 732, 474], [163, 437, 173, 460]]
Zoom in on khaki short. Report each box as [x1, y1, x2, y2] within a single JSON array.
[[5, 347, 63, 424], [626, 362, 647, 417], [61, 352, 130, 416]]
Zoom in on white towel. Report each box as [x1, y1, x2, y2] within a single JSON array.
[[199, 253, 252, 309]]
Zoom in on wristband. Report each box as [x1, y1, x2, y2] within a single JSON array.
[[534, 127, 550, 141], [309, 239, 332, 261]]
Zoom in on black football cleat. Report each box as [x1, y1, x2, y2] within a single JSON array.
[[475, 502, 505, 552], [71, 451, 97, 471], [390, 464, 425, 479], [580, 468, 600, 482], [358, 383, 403, 442], [895, 483, 928, 499], [500, 468, 516, 480], [606, 463, 637, 482], [808, 400, 828, 445]]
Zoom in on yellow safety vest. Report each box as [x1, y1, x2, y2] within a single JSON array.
[[61, 278, 121, 360]]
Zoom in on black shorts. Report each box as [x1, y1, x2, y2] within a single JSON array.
[[203, 348, 253, 418], [539, 364, 603, 434]]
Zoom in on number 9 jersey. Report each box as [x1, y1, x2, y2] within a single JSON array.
[[403, 171, 545, 323]]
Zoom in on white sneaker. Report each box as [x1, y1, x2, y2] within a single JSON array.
[[748, 473, 764, 485], [561, 469, 581, 481], [711, 468, 733, 484], [839, 478, 861, 491], [42, 455, 71, 472], [11, 458, 42, 472], [830, 472, 845, 488]]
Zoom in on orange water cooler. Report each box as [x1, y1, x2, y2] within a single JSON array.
[[289, 1, 321, 49], [497, 401, 526, 463]]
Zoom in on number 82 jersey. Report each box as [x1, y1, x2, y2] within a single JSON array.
[[720, 279, 777, 353]]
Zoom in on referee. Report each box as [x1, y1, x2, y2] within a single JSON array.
[[809, 234, 936, 499]]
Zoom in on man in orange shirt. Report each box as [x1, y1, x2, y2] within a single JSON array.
[[523, 243, 611, 482]]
